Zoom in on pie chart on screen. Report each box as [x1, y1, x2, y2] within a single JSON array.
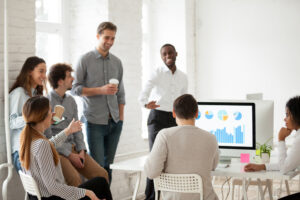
[[205, 111, 213, 119], [234, 112, 242, 120], [218, 110, 228, 121], [196, 111, 201, 120]]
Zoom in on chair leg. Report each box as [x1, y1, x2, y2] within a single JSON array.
[[232, 182, 235, 200], [24, 192, 28, 200], [285, 180, 290, 195], [155, 190, 158, 200]]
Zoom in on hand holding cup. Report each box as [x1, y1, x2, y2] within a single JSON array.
[[53, 105, 65, 122]]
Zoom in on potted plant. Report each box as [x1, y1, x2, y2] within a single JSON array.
[[256, 137, 273, 163]]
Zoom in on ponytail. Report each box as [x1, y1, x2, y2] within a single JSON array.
[[20, 124, 59, 170]]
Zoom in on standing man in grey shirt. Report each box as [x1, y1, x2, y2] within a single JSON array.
[[72, 21, 125, 182]]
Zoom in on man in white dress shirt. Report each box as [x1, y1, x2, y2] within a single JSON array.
[[139, 44, 188, 200]]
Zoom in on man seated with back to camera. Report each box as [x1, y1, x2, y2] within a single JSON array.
[[144, 94, 219, 200], [45, 63, 109, 187]]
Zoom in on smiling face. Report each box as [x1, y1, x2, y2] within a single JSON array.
[[30, 63, 47, 88], [96, 29, 116, 54], [60, 71, 74, 90], [161, 45, 177, 70]]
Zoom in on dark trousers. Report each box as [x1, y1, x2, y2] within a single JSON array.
[[279, 192, 300, 200], [28, 177, 112, 200], [86, 120, 123, 183], [145, 109, 177, 200]]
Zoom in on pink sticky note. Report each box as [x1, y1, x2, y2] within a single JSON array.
[[240, 153, 250, 163]]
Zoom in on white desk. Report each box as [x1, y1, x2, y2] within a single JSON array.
[[110, 155, 299, 200], [110, 156, 147, 200]]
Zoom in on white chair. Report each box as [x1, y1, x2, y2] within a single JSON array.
[[19, 170, 42, 200], [153, 173, 203, 200]]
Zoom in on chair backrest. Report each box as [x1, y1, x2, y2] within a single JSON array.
[[153, 173, 203, 200], [19, 170, 42, 200]]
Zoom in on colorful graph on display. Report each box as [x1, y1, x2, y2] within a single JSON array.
[[210, 125, 245, 144], [195, 103, 254, 148]]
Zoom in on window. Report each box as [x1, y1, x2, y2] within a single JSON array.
[[35, 0, 68, 67]]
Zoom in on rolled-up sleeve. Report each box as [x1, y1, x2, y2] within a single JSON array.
[[72, 102, 86, 152], [71, 57, 85, 97], [49, 131, 68, 148], [9, 88, 27, 130], [116, 61, 125, 105]]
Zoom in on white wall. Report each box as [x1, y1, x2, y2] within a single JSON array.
[[0, 0, 36, 199], [68, 0, 108, 64], [142, 0, 187, 76], [196, 0, 300, 135]]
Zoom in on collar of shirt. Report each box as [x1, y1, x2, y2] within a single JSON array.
[[93, 48, 111, 60], [161, 65, 178, 75], [51, 90, 65, 102]]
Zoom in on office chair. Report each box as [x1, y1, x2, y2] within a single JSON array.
[[19, 170, 41, 200], [154, 173, 203, 200]]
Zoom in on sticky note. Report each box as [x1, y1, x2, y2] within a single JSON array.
[[240, 153, 250, 163]]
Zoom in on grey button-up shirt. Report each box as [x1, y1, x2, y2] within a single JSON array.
[[45, 90, 86, 157], [71, 49, 125, 125]]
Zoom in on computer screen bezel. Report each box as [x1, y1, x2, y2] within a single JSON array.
[[196, 102, 256, 150]]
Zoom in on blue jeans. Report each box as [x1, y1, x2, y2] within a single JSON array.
[[12, 151, 22, 172], [86, 119, 123, 183]]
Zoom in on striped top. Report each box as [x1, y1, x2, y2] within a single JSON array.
[[24, 131, 86, 199]]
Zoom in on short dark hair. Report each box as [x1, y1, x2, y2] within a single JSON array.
[[173, 94, 198, 120], [97, 22, 117, 35], [160, 43, 176, 52], [48, 63, 73, 89], [286, 96, 300, 126]]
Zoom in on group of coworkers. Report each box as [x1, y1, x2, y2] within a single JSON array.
[[7, 21, 300, 200]]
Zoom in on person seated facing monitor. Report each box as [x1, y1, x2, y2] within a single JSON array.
[[45, 63, 108, 187], [245, 96, 300, 200], [144, 94, 219, 200]]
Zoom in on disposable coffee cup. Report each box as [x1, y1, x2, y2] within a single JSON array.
[[109, 78, 119, 87], [53, 105, 65, 122]]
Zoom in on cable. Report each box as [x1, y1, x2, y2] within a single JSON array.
[[221, 177, 232, 200]]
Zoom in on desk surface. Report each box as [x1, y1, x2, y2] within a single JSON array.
[[110, 155, 299, 180]]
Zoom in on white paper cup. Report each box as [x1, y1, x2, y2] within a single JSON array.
[[109, 78, 119, 87], [53, 105, 65, 122]]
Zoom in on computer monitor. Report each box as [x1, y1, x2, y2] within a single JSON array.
[[196, 100, 274, 159], [196, 102, 256, 150]]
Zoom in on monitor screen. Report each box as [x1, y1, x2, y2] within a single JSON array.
[[196, 102, 256, 149]]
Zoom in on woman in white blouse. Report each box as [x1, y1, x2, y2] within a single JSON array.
[[245, 96, 300, 199], [20, 96, 112, 200]]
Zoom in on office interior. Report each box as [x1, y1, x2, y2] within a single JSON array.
[[1, 0, 300, 199]]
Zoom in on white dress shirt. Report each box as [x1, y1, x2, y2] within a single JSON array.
[[139, 66, 188, 112], [266, 129, 300, 173]]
